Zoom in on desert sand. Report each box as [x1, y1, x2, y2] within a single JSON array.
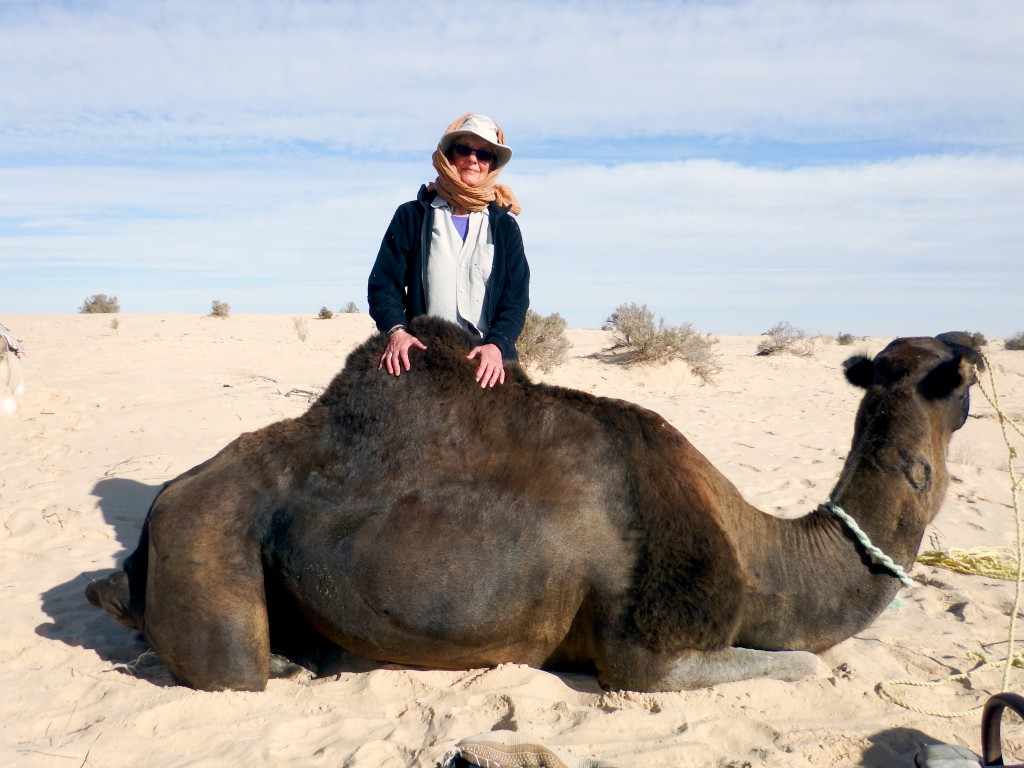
[[1, 313, 1021, 767]]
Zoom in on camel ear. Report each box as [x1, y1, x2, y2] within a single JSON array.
[[843, 355, 874, 388], [919, 354, 970, 400]]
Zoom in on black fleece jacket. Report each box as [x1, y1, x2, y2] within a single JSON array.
[[367, 185, 530, 360]]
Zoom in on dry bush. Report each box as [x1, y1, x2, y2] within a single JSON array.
[[1006, 332, 1024, 351], [318, 306, 334, 320], [293, 316, 308, 342], [835, 332, 857, 346], [605, 302, 721, 385], [517, 310, 571, 373], [80, 294, 120, 313], [756, 321, 814, 357], [341, 301, 360, 314], [968, 331, 987, 347], [210, 300, 230, 318]]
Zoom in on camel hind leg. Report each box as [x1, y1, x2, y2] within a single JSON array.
[[143, 537, 270, 690], [141, 481, 271, 691]]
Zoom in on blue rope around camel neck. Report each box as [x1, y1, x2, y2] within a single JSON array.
[[820, 501, 915, 588]]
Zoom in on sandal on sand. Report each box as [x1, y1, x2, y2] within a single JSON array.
[[440, 730, 621, 768], [915, 692, 1024, 768]]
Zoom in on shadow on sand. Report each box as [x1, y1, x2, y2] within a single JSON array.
[[860, 726, 970, 767], [37, 478, 163, 674]]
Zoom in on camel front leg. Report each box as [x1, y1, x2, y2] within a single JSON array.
[[658, 647, 827, 690], [595, 638, 827, 692]]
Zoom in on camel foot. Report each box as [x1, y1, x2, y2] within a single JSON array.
[[86, 571, 140, 630], [269, 653, 316, 683], [659, 647, 828, 690]]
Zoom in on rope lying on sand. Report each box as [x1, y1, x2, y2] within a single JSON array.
[[916, 547, 1020, 581]]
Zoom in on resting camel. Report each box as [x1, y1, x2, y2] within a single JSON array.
[[86, 318, 983, 692]]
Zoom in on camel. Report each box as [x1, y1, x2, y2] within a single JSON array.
[[86, 317, 983, 692]]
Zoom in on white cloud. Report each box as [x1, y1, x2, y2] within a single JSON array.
[[3, 153, 1021, 336], [2, 0, 1022, 155]]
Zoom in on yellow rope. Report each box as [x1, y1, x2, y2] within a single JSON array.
[[877, 654, 1024, 717], [878, 352, 1023, 716], [916, 547, 1020, 581]]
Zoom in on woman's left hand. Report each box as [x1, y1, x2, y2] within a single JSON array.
[[467, 343, 505, 388]]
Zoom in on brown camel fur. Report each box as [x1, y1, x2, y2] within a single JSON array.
[[86, 318, 983, 692]]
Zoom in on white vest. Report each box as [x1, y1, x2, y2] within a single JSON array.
[[426, 198, 495, 336]]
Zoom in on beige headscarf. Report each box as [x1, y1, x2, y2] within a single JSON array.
[[429, 114, 521, 215]]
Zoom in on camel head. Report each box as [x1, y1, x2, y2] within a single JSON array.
[[843, 331, 984, 432], [836, 332, 984, 519]]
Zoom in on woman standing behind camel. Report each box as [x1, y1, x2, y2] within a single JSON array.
[[367, 113, 530, 388]]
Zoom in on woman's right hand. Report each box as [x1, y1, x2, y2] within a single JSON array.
[[379, 330, 427, 376]]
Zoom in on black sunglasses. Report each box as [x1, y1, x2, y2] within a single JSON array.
[[451, 143, 497, 164]]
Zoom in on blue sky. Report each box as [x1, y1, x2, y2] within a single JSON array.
[[1, 0, 1022, 337]]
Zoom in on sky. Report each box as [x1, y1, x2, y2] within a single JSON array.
[[1, 0, 1022, 337]]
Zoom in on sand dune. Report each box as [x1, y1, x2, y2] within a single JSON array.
[[1, 313, 1021, 767]]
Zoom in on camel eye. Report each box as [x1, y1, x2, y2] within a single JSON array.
[[953, 390, 971, 430]]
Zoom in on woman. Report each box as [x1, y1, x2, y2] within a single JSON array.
[[367, 113, 529, 388]]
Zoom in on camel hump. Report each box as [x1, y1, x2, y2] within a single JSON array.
[[317, 318, 531, 408]]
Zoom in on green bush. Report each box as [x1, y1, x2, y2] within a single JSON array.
[[605, 302, 721, 385], [80, 294, 120, 314], [517, 310, 571, 373], [210, 300, 230, 318], [756, 321, 814, 357]]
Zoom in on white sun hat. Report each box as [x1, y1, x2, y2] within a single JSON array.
[[437, 114, 513, 169]]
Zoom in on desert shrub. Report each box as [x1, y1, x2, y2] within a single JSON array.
[[80, 294, 120, 314], [318, 306, 334, 320], [756, 321, 814, 357], [968, 331, 987, 347], [293, 316, 308, 342], [110, 317, 120, 335], [605, 302, 721, 385], [607, 303, 659, 352], [517, 310, 571, 373], [210, 300, 230, 318], [341, 301, 360, 313], [1006, 332, 1024, 351], [835, 332, 857, 346]]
